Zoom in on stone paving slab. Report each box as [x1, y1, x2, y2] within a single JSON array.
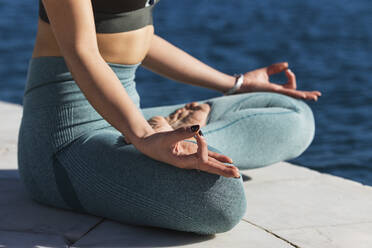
[[71, 219, 292, 248], [0, 101, 104, 246], [0, 177, 103, 246], [0, 101, 22, 170], [0, 230, 67, 248], [243, 167, 372, 229], [276, 223, 372, 248], [242, 163, 372, 248], [240, 161, 321, 183]]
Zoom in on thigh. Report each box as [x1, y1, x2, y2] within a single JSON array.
[[53, 128, 246, 234]]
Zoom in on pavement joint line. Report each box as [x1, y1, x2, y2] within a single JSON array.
[[67, 217, 106, 247], [242, 177, 318, 185], [241, 219, 301, 248], [273, 220, 372, 231]]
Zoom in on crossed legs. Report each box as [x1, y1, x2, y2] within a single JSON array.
[[44, 92, 314, 235]]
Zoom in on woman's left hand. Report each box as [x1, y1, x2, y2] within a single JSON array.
[[235, 62, 322, 101]]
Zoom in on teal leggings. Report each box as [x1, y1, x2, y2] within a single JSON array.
[[18, 57, 315, 234]]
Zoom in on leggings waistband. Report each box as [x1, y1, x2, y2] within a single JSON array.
[[23, 56, 141, 108], [25, 56, 140, 95]]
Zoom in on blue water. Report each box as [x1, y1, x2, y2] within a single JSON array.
[[1, 0, 371, 185]]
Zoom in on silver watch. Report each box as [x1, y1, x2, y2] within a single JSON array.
[[224, 74, 244, 95]]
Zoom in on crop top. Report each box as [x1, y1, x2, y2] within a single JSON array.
[[38, 0, 160, 33]]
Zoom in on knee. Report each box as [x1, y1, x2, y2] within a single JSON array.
[[207, 197, 246, 234], [286, 99, 316, 159], [297, 99, 315, 144], [188, 177, 247, 235]]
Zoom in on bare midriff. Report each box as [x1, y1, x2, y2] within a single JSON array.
[[32, 19, 154, 65]]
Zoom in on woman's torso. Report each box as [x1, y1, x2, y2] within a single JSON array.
[[32, 9, 154, 65], [19, 1, 153, 205]]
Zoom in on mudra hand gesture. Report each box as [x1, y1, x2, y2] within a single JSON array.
[[136, 124, 240, 178], [235, 62, 322, 101]]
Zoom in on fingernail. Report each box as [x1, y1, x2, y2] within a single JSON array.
[[191, 125, 200, 132], [198, 130, 204, 136]]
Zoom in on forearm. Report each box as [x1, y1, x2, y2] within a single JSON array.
[[142, 35, 235, 93], [65, 50, 155, 144]]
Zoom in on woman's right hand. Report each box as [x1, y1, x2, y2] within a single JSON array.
[[133, 125, 240, 178]]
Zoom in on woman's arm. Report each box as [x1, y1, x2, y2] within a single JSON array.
[[42, 0, 155, 145], [41, 0, 239, 178], [142, 35, 321, 101], [142, 35, 236, 94]]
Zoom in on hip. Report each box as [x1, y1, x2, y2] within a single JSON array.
[[19, 56, 141, 155]]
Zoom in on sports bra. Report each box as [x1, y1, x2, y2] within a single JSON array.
[[38, 0, 160, 33]]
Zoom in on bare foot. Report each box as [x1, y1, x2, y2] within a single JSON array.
[[124, 116, 173, 144], [124, 102, 211, 144], [147, 115, 174, 132], [165, 102, 211, 130]]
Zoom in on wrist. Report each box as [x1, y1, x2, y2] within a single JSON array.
[[218, 75, 237, 94], [123, 125, 155, 146]]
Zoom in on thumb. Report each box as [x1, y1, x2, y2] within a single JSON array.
[[166, 124, 201, 145], [284, 68, 297, 89]]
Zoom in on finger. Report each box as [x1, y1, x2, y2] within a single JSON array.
[[176, 134, 240, 178], [307, 91, 322, 97], [314, 91, 322, 96], [194, 131, 209, 163], [297, 91, 321, 101], [202, 158, 240, 178], [171, 131, 208, 170], [208, 150, 233, 164], [305, 92, 319, 101], [275, 87, 306, 99], [266, 62, 289, 76], [185, 102, 198, 109], [284, 68, 297, 89], [190, 102, 199, 108], [166, 125, 201, 145]]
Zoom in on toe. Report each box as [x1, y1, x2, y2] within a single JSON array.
[[186, 102, 199, 110], [202, 103, 211, 111], [153, 116, 165, 121]]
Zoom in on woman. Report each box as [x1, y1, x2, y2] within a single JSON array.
[[18, 0, 321, 235]]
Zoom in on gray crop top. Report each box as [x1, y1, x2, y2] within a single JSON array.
[[38, 0, 159, 33]]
